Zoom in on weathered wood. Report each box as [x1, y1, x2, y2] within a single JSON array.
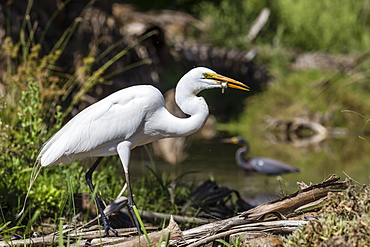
[[0, 175, 348, 247], [180, 175, 347, 245], [240, 175, 346, 218], [186, 220, 307, 247], [138, 209, 212, 225], [104, 216, 183, 247]]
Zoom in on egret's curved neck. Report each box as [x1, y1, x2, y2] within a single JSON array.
[[150, 74, 208, 138], [170, 78, 209, 136], [176, 80, 207, 114], [148, 78, 209, 138]]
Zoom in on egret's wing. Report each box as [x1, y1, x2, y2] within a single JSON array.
[[249, 157, 299, 175], [39, 85, 163, 166]]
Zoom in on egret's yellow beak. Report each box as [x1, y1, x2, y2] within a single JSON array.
[[203, 73, 250, 92], [221, 137, 239, 144]]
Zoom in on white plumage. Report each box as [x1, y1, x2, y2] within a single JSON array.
[[39, 85, 165, 167]]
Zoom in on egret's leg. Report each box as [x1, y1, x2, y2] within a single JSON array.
[[117, 141, 142, 234], [124, 171, 142, 234], [85, 157, 118, 237]]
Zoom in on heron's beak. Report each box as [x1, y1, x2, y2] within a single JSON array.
[[204, 73, 250, 92], [220, 137, 239, 144]]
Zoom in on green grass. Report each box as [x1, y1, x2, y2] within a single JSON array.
[[194, 0, 370, 53]]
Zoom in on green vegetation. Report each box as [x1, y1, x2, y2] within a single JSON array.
[[195, 0, 370, 53], [230, 68, 370, 135], [0, 2, 153, 237]]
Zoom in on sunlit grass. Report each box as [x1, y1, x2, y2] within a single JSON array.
[[195, 0, 370, 53]]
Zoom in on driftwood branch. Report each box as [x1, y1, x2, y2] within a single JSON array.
[[187, 220, 307, 247], [180, 174, 347, 245], [240, 175, 346, 218], [104, 216, 183, 247], [0, 175, 348, 247], [138, 209, 211, 225]]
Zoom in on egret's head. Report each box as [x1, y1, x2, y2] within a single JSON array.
[[180, 67, 250, 94]]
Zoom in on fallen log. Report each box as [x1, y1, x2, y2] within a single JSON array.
[[180, 175, 347, 246], [0, 175, 348, 247], [106, 216, 183, 247]]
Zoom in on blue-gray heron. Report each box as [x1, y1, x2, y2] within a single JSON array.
[[223, 136, 299, 175]]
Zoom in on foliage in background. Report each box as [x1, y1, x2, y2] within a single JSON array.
[[193, 0, 260, 49], [234, 69, 370, 133], [273, 0, 370, 53], [195, 0, 370, 53]]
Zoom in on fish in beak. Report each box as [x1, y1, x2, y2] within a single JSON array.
[[203, 72, 250, 93]]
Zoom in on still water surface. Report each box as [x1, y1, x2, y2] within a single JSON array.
[[129, 132, 370, 206]]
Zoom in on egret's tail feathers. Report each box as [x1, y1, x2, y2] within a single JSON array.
[[16, 161, 43, 220]]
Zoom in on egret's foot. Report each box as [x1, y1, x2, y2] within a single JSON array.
[[100, 212, 118, 237], [102, 224, 118, 237]]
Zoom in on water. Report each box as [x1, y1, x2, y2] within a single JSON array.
[[129, 132, 370, 206]]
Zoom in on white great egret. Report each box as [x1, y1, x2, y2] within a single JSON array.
[[28, 67, 249, 236]]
